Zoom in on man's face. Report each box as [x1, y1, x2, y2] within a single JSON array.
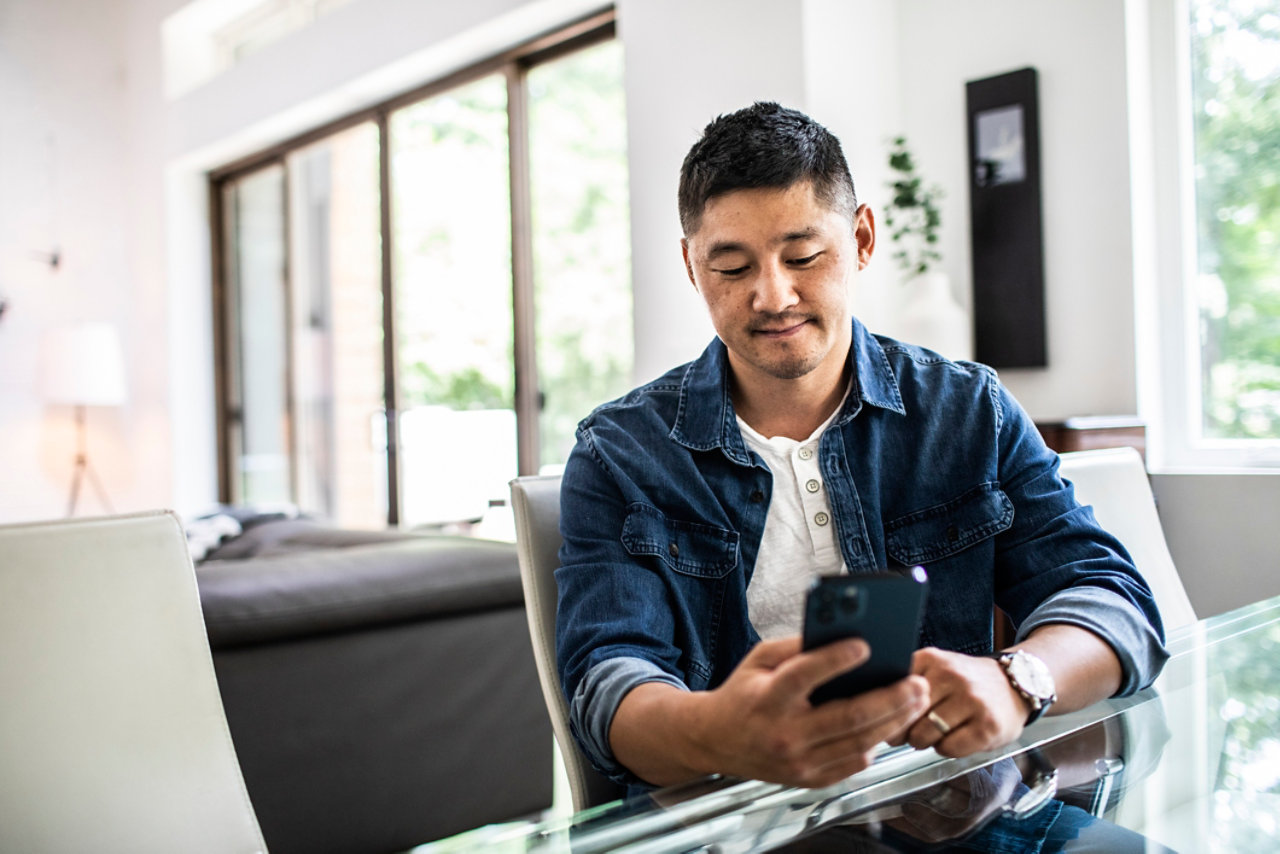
[[682, 181, 874, 386]]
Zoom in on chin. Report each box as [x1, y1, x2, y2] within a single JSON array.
[[761, 358, 824, 380]]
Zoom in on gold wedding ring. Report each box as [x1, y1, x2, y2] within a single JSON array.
[[927, 710, 953, 736]]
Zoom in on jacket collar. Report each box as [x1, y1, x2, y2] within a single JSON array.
[[671, 318, 906, 463]]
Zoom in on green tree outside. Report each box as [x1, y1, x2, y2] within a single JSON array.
[[1191, 0, 1280, 439]]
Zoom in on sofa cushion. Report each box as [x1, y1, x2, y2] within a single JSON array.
[[201, 518, 417, 562], [198, 535, 524, 648]]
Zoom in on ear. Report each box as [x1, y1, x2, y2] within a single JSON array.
[[853, 205, 876, 270], [681, 238, 698, 288]]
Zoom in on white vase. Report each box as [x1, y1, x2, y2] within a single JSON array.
[[895, 272, 972, 362]]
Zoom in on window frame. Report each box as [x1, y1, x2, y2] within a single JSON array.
[[209, 8, 618, 524], [1130, 0, 1280, 473]]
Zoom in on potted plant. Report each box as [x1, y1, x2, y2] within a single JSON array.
[[882, 136, 969, 359], [884, 136, 943, 277]]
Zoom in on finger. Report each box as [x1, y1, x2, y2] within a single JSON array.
[[808, 675, 929, 747], [795, 690, 930, 785], [771, 637, 870, 697], [910, 646, 956, 680], [932, 715, 1010, 758], [916, 707, 971, 750], [795, 745, 882, 789], [743, 635, 805, 669], [914, 705, 1014, 758], [779, 678, 929, 788], [907, 700, 971, 751]]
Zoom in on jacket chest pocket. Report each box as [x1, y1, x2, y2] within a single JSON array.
[[885, 482, 1014, 566], [621, 503, 739, 579]]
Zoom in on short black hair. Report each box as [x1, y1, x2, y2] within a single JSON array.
[[678, 102, 858, 236]]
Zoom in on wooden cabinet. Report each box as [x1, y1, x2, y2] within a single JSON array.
[[1036, 416, 1146, 459]]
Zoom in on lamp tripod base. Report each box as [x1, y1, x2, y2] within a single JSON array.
[[65, 404, 115, 518]]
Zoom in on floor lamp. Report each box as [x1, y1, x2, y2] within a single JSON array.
[[43, 322, 128, 517]]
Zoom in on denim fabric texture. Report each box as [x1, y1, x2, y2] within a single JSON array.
[[556, 319, 1168, 786]]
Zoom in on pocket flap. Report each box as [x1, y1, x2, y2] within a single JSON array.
[[621, 503, 739, 579], [886, 482, 1013, 565]]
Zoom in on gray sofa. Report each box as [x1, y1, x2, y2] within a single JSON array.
[[195, 519, 553, 854]]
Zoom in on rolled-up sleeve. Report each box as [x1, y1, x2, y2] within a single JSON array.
[[569, 657, 688, 780], [556, 428, 693, 785], [1016, 587, 1169, 694]]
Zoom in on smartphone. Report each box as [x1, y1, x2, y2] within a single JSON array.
[[801, 567, 929, 705]]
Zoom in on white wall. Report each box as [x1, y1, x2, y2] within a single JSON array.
[[0, 0, 169, 522], [801, 0, 904, 337], [618, 0, 808, 384]]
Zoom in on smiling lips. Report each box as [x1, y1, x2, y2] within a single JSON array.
[[751, 317, 812, 338]]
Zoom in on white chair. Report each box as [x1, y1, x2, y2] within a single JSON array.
[[0, 511, 267, 854], [1058, 447, 1198, 632], [510, 475, 626, 813]]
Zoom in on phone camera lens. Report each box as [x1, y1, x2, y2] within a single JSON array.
[[839, 587, 859, 614]]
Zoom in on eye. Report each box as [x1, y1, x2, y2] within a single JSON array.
[[787, 252, 822, 267], [712, 265, 750, 277]]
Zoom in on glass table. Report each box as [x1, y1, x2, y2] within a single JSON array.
[[422, 595, 1280, 852]]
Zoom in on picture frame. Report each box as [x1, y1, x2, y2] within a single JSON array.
[[966, 67, 1047, 368]]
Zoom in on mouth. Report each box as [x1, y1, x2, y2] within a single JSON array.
[[751, 319, 811, 339]]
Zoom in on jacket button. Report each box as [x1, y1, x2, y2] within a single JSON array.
[[749, 490, 765, 503], [947, 524, 959, 543], [668, 542, 679, 558]]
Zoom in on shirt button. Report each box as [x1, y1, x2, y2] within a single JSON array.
[[798, 447, 814, 460], [668, 542, 680, 558], [814, 512, 830, 526], [749, 489, 765, 503], [805, 479, 821, 494]]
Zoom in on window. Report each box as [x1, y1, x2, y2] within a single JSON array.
[[212, 13, 631, 529], [528, 39, 633, 469], [1132, 0, 1280, 470], [1188, 0, 1280, 443]]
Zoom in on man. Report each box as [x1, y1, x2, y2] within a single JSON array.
[[556, 102, 1167, 792]]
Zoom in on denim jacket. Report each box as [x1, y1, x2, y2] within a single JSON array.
[[556, 320, 1168, 786]]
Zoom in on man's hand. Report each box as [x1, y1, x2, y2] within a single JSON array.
[[899, 624, 1125, 758], [610, 636, 929, 789], [898, 648, 1029, 756]]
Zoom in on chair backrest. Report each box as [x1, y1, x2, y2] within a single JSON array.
[[1058, 447, 1198, 632], [0, 511, 267, 854], [510, 475, 626, 813]]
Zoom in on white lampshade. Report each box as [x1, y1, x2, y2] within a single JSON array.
[[42, 322, 128, 407]]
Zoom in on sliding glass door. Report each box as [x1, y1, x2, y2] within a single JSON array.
[[213, 15, 630, 533], [287, 123, 386, 527], [390, 76, 517, 529]]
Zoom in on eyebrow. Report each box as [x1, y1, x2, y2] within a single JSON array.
[[703, 228, 823, 262]]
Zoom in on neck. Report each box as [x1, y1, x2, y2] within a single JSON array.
[[730, 355, 850, 441]]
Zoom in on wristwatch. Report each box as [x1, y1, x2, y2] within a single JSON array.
[[996, 650, 1057, 726]]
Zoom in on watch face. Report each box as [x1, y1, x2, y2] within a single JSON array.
[[1009, 651, 1055, 701]]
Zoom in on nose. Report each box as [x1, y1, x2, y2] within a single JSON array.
[[752, 260, 800, 315]]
